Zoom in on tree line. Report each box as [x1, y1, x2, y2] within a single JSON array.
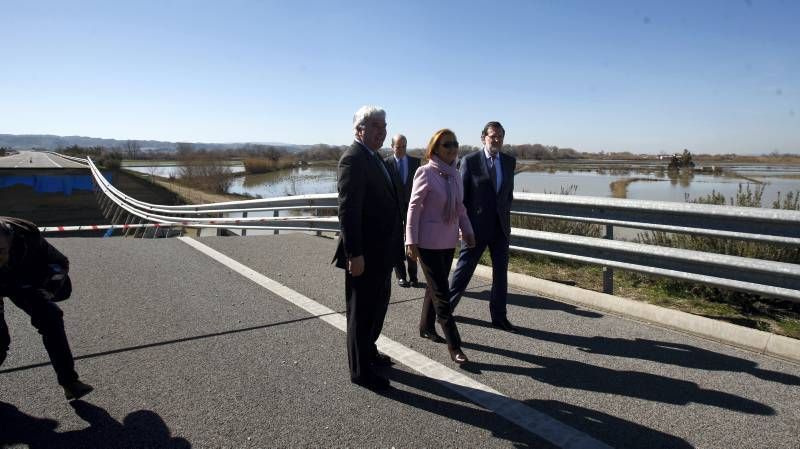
[[53, 140, 587, 164]]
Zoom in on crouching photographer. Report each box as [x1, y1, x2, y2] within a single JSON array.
[[0, 216, 93, 400]]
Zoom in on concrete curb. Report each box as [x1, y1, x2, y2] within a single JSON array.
[[472, 264, 800, 364]]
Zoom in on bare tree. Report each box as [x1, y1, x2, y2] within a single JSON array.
[[125, 140, 140, 160], [146, 165, 160, 182], [176, 142, 195, 159]]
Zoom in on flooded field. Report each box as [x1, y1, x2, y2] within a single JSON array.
[[125, 160, 800, 208]]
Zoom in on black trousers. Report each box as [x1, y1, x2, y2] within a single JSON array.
[[344, 267, 391, 381], [0, 293, 79, 386], [418, 248, 462, 350], [393, 254, 418, 282]]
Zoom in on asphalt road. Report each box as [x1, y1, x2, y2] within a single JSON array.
[[1, 234, 798, 448], [0, 150, 86, 169]]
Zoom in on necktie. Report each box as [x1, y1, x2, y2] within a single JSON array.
[[374, 152, 392, 186], [400, 158, 407, 185], [488, 155, 498, 193]]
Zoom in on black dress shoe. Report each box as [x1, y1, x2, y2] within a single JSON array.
[[351, 374, 390, 391], [491, 318, 517, 333], [397, 279, 410, 288], [63, 380, 94, 401], [448, 347, 469, 364], [372, 352, 394, 367], [419, 329, 446, 343]]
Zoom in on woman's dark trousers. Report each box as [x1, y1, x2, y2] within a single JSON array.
[[417, 248, 462, 349]]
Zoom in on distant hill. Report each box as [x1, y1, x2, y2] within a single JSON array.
[[0, 133, 307, 152]]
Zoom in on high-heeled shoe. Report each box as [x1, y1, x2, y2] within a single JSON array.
[[448, 347, 468, 364], [419, 329, 446, 343]]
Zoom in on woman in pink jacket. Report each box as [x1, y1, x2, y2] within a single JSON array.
[[406, 129, 475, 364]]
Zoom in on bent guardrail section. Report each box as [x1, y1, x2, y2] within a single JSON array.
[[85, 157, 338, 236]]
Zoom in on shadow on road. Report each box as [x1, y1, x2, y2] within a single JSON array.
[[383, 368, 693, 449], [523, 399, 694, 449], [0, 400, 189, 448], [460, 340, 775, 415], [457, 315, 800, 386], [0, 314, 335, 377], [462, 289, 604, 318], [380, 368, 557, 448]]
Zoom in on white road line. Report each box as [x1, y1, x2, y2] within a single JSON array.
[[10, 153, 25, 168], [44, 154, 63, 168], [179, 236, 612, 449]]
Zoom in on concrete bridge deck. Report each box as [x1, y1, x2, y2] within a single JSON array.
[[0, 151, 87, 169], [1, 234, 799, 448]]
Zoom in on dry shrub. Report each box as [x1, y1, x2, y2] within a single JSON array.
[[177, 157, 233, 194], [243, 156, 297, 174]]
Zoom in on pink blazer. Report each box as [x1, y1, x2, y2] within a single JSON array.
[[405, 163, 474, 249]]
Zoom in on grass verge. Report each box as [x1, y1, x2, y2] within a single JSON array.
[[480, 251, 800, 340]]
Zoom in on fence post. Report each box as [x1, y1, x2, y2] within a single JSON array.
[[273, 210, 279, 235], [216, 212, 225, 236], [241, 211, 248, 237], [314, 207, 322, 237], [603, 224, 614, 294]]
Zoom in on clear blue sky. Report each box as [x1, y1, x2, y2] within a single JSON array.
[[1, 0, 797, 154]]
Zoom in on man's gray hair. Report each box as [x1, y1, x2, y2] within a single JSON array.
[[353, 105, 386, 135], [391, 134, 407, 146]]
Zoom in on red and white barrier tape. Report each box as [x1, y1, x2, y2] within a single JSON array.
[[39, 217, 338, 233], [38, 223, 172, 233]]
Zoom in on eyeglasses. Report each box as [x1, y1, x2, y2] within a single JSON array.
[[441, 141, 459, 149]]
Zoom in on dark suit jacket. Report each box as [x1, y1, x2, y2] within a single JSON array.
[[333, 142, 404, 273], [0, 216, 72, 301], [384, 155, 421, 212], [459, 150, 515, 241]]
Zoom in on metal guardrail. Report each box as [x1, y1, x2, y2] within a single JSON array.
[[510, 228, 800, 301], [45, 151, 90, 166], [510, 193, 800, 301], [512, 192, 800, 246], [83, 157, 338, 236], [52, 155, 800, 302]]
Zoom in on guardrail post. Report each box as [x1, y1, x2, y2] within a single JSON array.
[[603, 224, 614, 294], [123, 214, 134, 238], [241, 211, 248, 237], [111, 206, 123, 224], [216, 212, 226, 236], [313, 207, 322, 237], [273, 210, 279, 235]]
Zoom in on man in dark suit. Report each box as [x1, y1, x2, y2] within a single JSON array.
[[333, 106, 404, 390], [384, 134, 421, 288], [449, 121, 517, 332]]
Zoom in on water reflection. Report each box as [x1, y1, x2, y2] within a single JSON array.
[[229, 166, 337, 198], [124, 164, 245, 178], [667, 169, 695, 188], [514, 166, 800, 208], [123, 161, 800, 211]]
